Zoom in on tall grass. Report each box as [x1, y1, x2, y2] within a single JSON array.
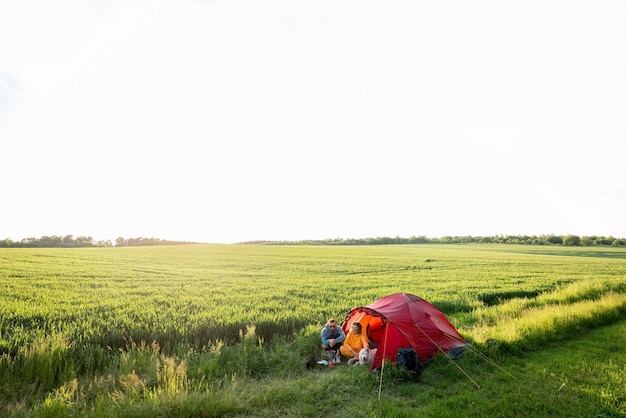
[[0, 334, 76, 392], [469, 293, 625, 352], [1, 244, 624, 416], [22, 324, 318, 417]]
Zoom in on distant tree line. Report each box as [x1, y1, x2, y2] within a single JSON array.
[[2, 234, 623, 248], [0, 235, 109, 248], [113, 237, 199, 247], [242, 234, 626, 247], [0, 235, 197, 248]]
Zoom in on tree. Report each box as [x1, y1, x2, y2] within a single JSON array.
[[581, 236, 594, 246], [75, 236, 93, 247], [546, 235, 563, 245], [563, 235, 581, 246]]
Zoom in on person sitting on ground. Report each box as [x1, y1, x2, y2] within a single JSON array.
[[321, 318, 345, 362], [340, 322, 369, 365]]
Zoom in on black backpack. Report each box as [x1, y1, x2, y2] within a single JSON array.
[[396, 348, 421, 377]]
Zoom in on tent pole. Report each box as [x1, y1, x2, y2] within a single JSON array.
[[377, 324, 389, 401]]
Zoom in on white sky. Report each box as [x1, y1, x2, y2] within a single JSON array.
[[1, 0, 625, 244]]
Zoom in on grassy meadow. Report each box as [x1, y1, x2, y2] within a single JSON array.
[[0, 244, 625, 417]]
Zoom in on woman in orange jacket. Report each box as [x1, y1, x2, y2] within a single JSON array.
[[340, 322, 369, 365]]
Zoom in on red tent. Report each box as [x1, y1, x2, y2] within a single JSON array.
[[341, 293, 467, 370]]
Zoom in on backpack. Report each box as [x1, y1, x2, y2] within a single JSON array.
[[396, 347, 421, 377]]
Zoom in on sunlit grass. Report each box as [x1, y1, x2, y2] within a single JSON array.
[[1, 244, 624, 416], [467, 291, 625, 352]]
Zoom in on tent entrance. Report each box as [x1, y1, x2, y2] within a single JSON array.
[[345, 309, 387, 348]]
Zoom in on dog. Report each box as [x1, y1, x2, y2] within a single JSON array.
[[357, 347, 376, 366]]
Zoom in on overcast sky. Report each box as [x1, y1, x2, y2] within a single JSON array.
[[1, 0, 625, 244]]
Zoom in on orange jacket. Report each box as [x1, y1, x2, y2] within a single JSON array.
[[344, 330, 369, 353]]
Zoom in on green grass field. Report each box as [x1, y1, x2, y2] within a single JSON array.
[[1, 244, 625, 417]]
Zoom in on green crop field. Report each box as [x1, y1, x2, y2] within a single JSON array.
[[1, 244, 625, 417]]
